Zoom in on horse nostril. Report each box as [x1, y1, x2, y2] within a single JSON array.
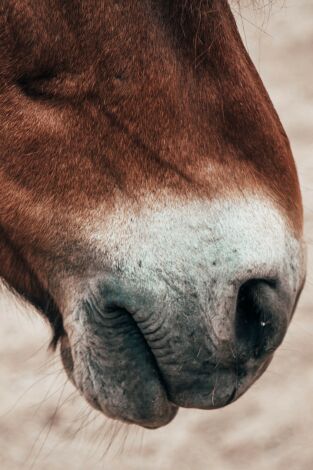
[[235, 278, 288, 360]]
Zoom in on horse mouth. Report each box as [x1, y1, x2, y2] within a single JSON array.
[[60, 333, 235, 428], [60, 331, 178, 428], [59, 307, 179, 428], [59, 304, 272, 429]]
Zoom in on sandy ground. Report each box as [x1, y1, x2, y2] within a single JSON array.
[[1, 2, 313, 469]]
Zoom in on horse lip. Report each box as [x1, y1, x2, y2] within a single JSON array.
[[225, 386, 238, 405], [60, 300, 274, 424], [160, 352, 277, 411], [60, 312, 178, 427], [119, 401, 179, 429]]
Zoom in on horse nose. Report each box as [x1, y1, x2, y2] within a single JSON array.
[[234, 278, 290, 361]]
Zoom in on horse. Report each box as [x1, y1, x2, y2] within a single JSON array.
[[0, 0, 306, 429]]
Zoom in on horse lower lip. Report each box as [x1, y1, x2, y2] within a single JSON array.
[[225, 386, 237, 405], [61, 303, 179, 427]]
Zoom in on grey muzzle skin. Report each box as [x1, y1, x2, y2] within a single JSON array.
[[61, 272, 301, 429], [60, 197, 306, 428]]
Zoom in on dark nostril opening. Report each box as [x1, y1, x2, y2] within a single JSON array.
[[235, 278, 281, 360]]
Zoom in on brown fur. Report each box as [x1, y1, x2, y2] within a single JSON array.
[[0, 1, 302, 340]]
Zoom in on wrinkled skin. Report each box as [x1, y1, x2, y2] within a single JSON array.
[[0, 0, 306, 428]]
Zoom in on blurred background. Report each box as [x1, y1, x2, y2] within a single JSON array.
[[0, 1, 312, 469]]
